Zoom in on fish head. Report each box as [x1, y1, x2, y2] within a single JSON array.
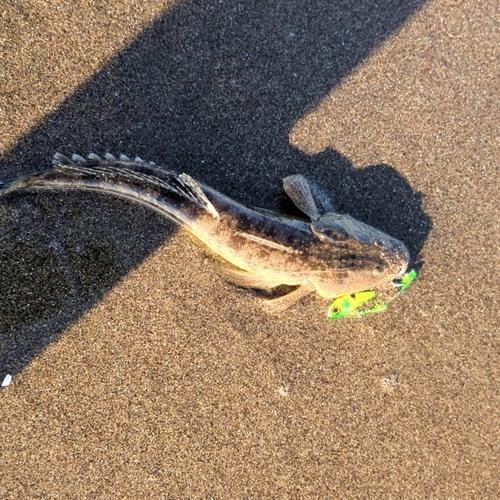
[[311, 213, 410, 286]]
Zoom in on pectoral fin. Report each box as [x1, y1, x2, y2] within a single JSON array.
[[209, 260, 284, 290], [283, 175, 321, 220], [283, 174, 335, 219], [261, 281, 316, 313]]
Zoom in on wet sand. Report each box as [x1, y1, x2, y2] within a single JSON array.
[[1, 0, 499, 498]]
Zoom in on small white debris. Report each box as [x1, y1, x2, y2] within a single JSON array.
[[88, 153, 102, 160], [104, 153, 116, 160], [382, 374, 399, 392], [119, 154, 131, 161], [278, 384, 290, 396], [2, 374, 12, 387]]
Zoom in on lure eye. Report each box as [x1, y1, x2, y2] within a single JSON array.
[[328, 290, 378, 319], [328, 302, 347, 319]]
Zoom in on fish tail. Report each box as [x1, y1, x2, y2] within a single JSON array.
[[0, 175, 35, 196]]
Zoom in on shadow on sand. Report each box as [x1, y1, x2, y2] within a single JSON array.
[[0, 0, 430, 376]]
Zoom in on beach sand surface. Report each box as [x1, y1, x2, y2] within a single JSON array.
[[1, 0, 499, 498]]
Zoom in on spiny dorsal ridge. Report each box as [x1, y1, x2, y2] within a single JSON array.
[[53, 152, 73, 165], [71, 154, 86, 162], [53, 152, 157, 166]]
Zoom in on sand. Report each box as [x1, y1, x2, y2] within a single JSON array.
[[1, 0, 499, 498]]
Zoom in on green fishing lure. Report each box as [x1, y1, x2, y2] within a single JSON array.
[[328, 270, 417, 319]]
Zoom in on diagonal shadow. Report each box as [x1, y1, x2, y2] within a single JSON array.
[[0, 0, 430, 376]]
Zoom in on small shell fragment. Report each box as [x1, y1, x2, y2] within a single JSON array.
[[1, 374, 12, 387]]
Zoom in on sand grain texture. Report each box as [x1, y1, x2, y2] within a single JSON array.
[[1, 0, 499, 498]]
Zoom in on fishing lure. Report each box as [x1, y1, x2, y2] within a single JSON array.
[[328, 269, 417, 319]]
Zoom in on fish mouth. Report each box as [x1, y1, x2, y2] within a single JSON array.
[[392, 240, 410, 280], [394, 261, 409, 280]]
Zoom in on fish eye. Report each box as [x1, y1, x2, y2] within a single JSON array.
[[330, 307, 340, 315]]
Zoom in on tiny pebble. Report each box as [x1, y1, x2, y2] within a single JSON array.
[[2, 374, 12, 387]]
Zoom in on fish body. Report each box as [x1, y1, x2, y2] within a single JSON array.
[[0, 154, 410, 311]]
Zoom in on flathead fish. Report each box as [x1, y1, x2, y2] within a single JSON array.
[[0, 153, 410, 312]]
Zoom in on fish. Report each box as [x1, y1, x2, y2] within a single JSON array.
[[0, 153, 410, 312]]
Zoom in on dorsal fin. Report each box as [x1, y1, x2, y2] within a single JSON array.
[[178, 173, 219, 219], [52, 152, 220, 219]]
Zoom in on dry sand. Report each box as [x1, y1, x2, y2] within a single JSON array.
[[1, 0, 499, 498]]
